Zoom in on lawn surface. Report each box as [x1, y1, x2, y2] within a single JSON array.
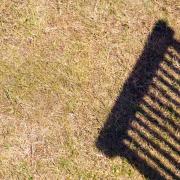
[[0, 0, 179, 179]]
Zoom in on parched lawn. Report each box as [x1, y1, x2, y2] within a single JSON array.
[[0, 0, 179, 179]]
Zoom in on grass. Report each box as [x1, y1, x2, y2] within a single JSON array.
[[0, 0, 179, 179]]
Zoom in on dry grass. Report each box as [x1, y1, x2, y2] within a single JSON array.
[[0, 0, 179, 179]]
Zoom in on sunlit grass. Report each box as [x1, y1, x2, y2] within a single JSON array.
[[0, 0, 179, 179]]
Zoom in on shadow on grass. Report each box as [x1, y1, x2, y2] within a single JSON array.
[[96, 20, 180, 179]]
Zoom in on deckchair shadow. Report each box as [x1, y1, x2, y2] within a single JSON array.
[[96, 20, 180, 179]]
